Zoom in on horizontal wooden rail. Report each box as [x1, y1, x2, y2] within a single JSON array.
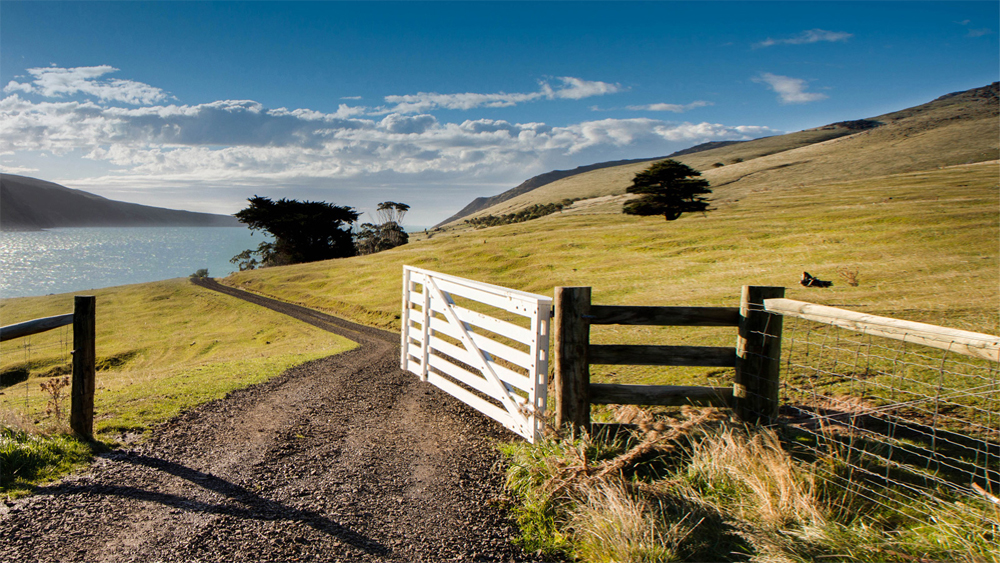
[[590, 383, 733, 407], [0, 314, 74, 342], [764, 298, 1000, 363], [589, 344, 736, 367], [588, 305, 741, 326], [552, 286, 782, 433]]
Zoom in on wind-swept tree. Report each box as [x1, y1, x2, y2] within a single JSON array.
[[622, 159, 712, 221], [355, 201, 410, 255], [231, 196, 360, 269]]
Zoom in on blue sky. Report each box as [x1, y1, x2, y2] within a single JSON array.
[[2, 1, 997, 226]]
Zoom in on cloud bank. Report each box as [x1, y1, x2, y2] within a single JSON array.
[[4, 65, 170, 105], [1, 66, 778, 219]]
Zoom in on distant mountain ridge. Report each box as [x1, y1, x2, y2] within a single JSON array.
[[433, 141, 744, 228], [0, 174, 240, 231], [438, 81, 998, 227]]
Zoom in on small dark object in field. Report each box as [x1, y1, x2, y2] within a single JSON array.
[[801, 272, 833, 288]]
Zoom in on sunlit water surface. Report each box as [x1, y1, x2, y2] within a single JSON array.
[[0, 227, 266, 299]]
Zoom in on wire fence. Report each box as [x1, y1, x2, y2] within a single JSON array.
[[758, 303, 1000, 543], [0, 324, 74, 427]]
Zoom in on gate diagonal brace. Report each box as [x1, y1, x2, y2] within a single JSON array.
[[427, 277, 530, 435]]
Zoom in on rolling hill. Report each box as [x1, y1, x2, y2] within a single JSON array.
[[433, 141, 744, 228], [0, 174, 240, 231], [440, 82, 998, 226]]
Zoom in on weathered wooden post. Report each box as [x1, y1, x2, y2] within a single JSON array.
[[71, 295, 96, 439], [553, 286, 591, 435], [734, 286, 784, 425]]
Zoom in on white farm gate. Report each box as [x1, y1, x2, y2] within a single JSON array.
[[400, 266, 552, 442]]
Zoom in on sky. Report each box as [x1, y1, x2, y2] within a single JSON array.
[[1, 1, 997, 227]]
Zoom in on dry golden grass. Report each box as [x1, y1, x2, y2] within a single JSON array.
[[502, 408, 1000, 563]]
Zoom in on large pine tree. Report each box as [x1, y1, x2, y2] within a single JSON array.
[[231, 196, 360, 269], [622, 159, 712, 221]]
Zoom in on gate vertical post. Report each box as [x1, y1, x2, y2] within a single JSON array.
[[419, 280, 431, 382], [400, 267, 411, 370], [70, 295, 96, 440], [734, 285, 784, 425], [553, 286, 591, 435]]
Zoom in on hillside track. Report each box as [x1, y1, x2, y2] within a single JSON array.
[[1, 279, 534, 562]]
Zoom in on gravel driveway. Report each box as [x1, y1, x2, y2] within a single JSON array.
[[1, 279, 534, 562]]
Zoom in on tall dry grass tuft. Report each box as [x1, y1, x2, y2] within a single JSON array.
[[681, 426, 824, 530], [568, 479, 700, 563], [503, 404, 1000, 562]]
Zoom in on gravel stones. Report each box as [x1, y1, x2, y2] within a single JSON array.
[[1, 281, 539, 562]]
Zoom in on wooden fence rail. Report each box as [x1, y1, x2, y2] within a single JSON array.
[[553, 285, 784, 433], [764, 298, 1000, 363], [0, 314, 74, 342], [0, 296, 96, 439]]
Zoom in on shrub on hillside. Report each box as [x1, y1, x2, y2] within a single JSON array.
[[465, 202, 567, 229]]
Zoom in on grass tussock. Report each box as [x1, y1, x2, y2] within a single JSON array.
[[500, 407, 999, 563], [0, 412, 95, 497]]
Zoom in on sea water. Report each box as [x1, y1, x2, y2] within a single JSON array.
[[0, 227, 268, 299]]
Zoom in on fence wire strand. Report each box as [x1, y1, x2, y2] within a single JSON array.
[[1, 323, 73, 423], [756, 310, 1000, 540]]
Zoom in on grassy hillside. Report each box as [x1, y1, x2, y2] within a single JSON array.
[[1, 279, 355, 440], [441, 83, 998, 226], [223, 161, 998, 388]]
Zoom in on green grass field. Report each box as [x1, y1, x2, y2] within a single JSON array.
[[225, 163, 998, 392], [1, 98, 996, 557], [1, 279, 356, 440]]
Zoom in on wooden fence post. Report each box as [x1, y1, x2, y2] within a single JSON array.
[[71, 296, 96, 439], [734, 286, 784, 425], [553, 286, 591, 435]]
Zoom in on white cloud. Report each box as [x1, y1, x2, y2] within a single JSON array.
[[753, 73, 828, 104], [626, 101, 713, 112], [754, 29, 853, 48], [383, 76, 623, 113], [2, 66, 169, 105], [544, 77, 623, 100], [0, 91, 776, 180], [383, 91, 543, 113], [1, 67, 776, 219], [1, 164, 39, 174], [967, 28, 992, 38]]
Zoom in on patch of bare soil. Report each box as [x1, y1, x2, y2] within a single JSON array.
[[0, 279, 539, 562]]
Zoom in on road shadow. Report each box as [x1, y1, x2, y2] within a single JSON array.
[[41, 451, 388, 557]]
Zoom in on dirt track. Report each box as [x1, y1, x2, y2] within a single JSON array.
[[0, 279, 534, 562]]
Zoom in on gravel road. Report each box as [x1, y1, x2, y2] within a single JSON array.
[[1, 279, 536, 562]]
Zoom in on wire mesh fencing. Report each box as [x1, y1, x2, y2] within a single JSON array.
[[0, 323, 74, 429], [757, 301, 1000, 545]]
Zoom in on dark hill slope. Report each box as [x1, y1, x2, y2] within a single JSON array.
[[433, 141, 744, 228], [0, 174, 239, 231]]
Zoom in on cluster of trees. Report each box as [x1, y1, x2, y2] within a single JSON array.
[[230, 197, 410, 271], [622, 159, 712, 221], [354, 202, 410, 255], [464, 202, 568, 229]]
